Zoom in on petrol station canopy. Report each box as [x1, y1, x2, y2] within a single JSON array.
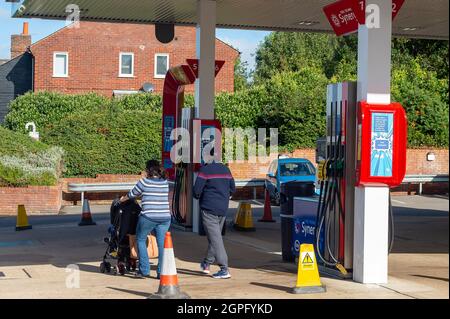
[[9, 0, 449, 40]]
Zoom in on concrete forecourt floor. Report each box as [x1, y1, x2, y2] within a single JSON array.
[[0, 195, 448, 299]]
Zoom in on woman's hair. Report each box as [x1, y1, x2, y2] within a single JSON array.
[[145, 160, 166, 179]]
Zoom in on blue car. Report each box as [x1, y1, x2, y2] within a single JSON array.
[[265, 157, 316, 205]]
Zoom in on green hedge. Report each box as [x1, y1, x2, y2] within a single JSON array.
[[5, 92, 110, 133], [0, 127, 64, 186], [392, 58, 449, 148], [42, 105, 162, 177]]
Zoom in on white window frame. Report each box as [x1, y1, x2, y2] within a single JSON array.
[[119, 52, 135, 78], [53, 52, 69, 78], [154, 53, 169, 79]]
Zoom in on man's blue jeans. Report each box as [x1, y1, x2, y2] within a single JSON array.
[[136, 215, 171, 276]]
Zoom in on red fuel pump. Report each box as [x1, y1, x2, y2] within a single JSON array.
[[161, 59, 224, 228], [161, 64, 196, 181]]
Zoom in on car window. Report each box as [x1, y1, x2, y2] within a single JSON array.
[[279, 162, 315, 177]]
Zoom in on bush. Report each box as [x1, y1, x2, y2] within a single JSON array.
[[215, 85, 268, 128], [42, 107, 161, 177], [258, 69, 328, 150], [4, 91, 110, 133], [392, 58, 449, 147], [0, 127, 64, 186]]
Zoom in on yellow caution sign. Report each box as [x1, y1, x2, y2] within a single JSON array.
[[16, 205, 32, 231], [233, 202, 255, 231], [317, 160, 327, 181], [292, 244, 326, 294]]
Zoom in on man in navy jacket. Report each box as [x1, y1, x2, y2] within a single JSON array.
[[193, 161, 235, 279]]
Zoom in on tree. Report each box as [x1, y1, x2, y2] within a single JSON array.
[[254, 32, 338, 83], [392, 38, 449, 80], [234, 56, 250, 91], [257, 69, 329, 149], [392, 58, 449, 147]]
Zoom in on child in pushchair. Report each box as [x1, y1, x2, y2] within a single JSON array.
[[100, 198, 140, 275]]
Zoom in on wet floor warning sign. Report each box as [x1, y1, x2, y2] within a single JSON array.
[[301, 252, 315, 270], [293, 244, 326, 294]]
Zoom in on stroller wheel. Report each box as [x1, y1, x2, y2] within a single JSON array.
[[100, 262, 106, 273]]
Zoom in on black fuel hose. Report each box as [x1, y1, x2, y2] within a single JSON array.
[[171, 164, 186, 224], [389, 191, 395, 254]]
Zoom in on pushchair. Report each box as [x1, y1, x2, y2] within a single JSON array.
[[100, 198, 140, 275]]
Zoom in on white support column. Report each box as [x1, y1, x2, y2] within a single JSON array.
[[193, 0, 216, 233], [195, 0, 216, 120], [353, 0, 392, 284]]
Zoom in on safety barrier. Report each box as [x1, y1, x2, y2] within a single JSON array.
[[67, 174, 448, 202]]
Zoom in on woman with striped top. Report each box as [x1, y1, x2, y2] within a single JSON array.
[[119, 160, 170, 279]]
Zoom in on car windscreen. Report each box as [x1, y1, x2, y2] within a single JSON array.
[[279, 162, 315, 177]]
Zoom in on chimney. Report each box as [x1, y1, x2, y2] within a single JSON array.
[[11, 22, 31, 59]]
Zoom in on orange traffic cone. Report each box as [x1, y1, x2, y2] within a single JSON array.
[[78, 198, 96, 226], [259, 188, 276, 222], [148, 232, 190, 299]]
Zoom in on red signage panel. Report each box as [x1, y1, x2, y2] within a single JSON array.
[[392, 0, 405, 20], [323, 0, 362, 36], [186, 59, 225, 78], [324, 0, 404, 36]]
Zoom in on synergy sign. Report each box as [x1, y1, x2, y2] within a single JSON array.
[[323, 0, 405, 36], [323, 0, 364, 36]]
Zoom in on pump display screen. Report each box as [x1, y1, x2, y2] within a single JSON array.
[[370, 112, 393, 177], [163, 115, 174, 152]]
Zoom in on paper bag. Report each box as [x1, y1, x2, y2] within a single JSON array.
[[128, 234, 158, 259]]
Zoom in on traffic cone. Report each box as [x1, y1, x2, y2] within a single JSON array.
[[148, 232, 190, 299], [15, 205, 32, 231], [292, 243, 326, 294], [259, 188, 276, 222], [233, 202, 255, 231], [78, 198, 96, 226]]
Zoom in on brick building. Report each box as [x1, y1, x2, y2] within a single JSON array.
[[0, 21, 239, 121]]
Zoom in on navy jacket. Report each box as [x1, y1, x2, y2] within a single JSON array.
[[193, 162, 236, 216]]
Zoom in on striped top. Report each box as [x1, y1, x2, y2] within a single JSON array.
[[128, 177, 171, 222]]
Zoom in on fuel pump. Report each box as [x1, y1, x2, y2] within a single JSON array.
[[314, 83, 407, 277], [161, 59, 224, 230], [315, 82, 357, 277]]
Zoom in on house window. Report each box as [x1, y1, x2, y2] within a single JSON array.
[[154, 53, 169, 78], [119, 53, 134, 77], [53, 52, 68, 77]]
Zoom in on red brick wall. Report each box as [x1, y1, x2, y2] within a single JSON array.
[[31, 21, 239, 96], [228, 148, 448, 180], [228, 149, 317, 179], [11, 34, 31, 59], [0, 184, 62, 216], [406, 149, 449, 175], [1, 149, 446, 215], [61, 174, 143, 205]]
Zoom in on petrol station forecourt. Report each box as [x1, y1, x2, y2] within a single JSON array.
[[0, 0, 448, 300]]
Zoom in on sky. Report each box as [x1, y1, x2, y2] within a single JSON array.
[[0, 1, 269, 71]]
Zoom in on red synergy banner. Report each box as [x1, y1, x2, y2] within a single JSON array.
[[323, 0, 405, 36]]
